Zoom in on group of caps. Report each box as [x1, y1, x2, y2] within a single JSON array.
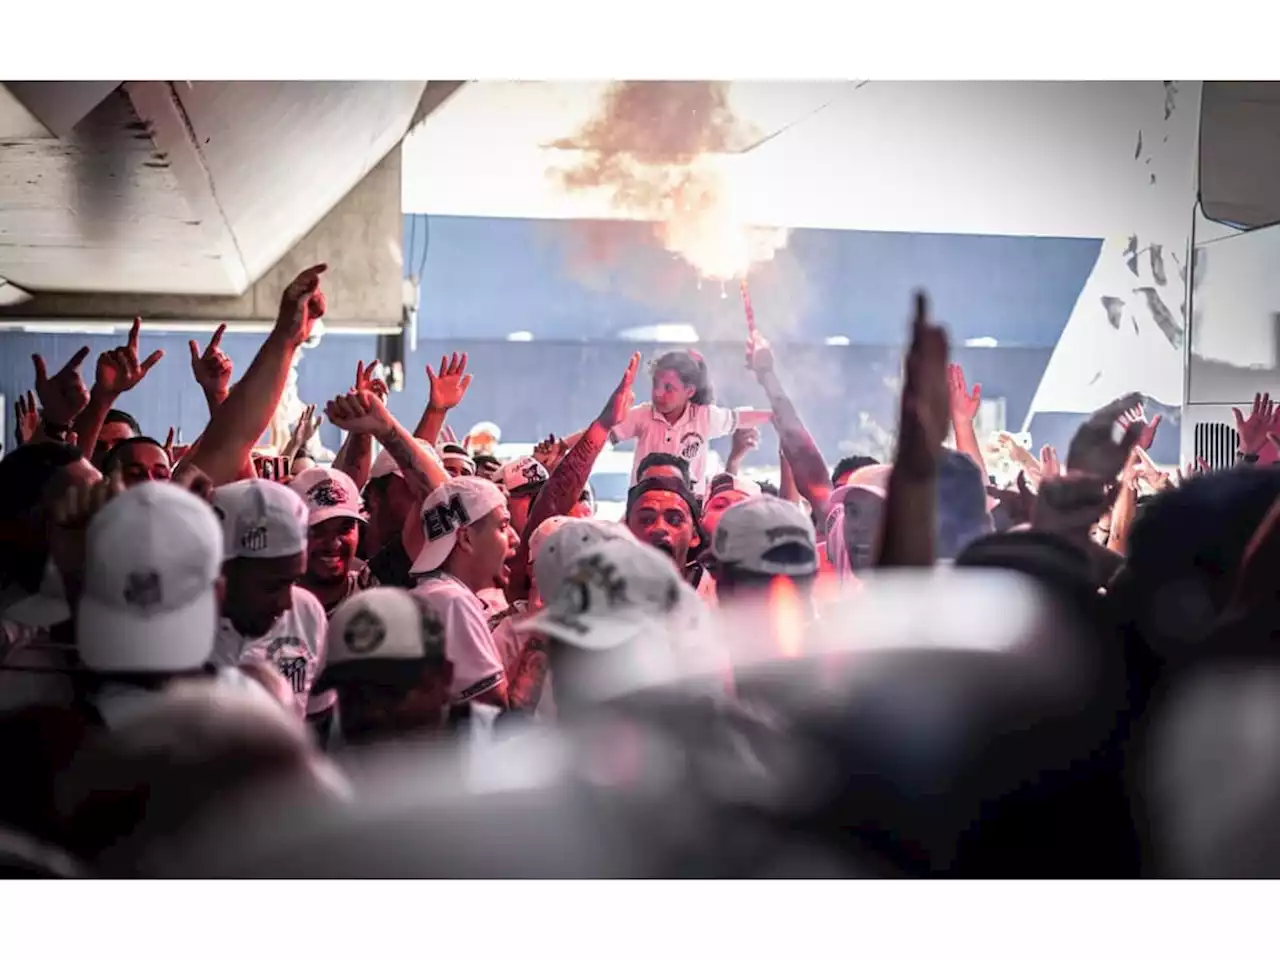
[[75, 448, 825, 719]]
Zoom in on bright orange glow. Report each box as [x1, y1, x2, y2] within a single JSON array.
[[770, 576, 805, 659]]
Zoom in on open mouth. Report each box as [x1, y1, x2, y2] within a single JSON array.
[[650, 540, 675, 558]]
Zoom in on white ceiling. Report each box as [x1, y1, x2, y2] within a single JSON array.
[[0, 81, 426, 297], [403, 81, 1199, 243]]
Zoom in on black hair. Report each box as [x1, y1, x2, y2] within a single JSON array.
[[832, 455, 880, 486], [636, 452, 692, 486], [0, 442, 84, 522], [100, 436, 167, 476], [650, 350, 713, 405], [756, 480, 780, 498], [103, 409, 142, 436]]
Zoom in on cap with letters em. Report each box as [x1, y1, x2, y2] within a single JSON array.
[[409, 476, 508, 575]]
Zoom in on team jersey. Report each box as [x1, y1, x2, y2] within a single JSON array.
[[213, 586, 332, 717], [412, 571, 506, 704], [609, 401, 750, 495]]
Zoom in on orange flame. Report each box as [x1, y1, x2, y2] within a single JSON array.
[[550, 82, 789, 281], [770, 576, 805, 659]]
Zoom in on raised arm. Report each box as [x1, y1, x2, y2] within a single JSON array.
[[326, 389, 448, 498], [506, 353, 640, 604], [331, 360, 385, 490], [414, 352, 472, 445], [876, 292, 949, 570], [947, 363, 987, 478], [30, 347, 91, 447], [186, 264, 327, 486], [745, 332, 832, 527], [73, 318, 165, 459]]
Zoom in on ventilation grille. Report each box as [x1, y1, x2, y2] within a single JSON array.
[[1194, 421, 1239, 470]]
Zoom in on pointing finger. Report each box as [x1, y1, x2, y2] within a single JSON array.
[[189, 340, 201, 364], [128, 316, 141, 353], [208, 323, 226, 353], [32, 354, 49, 386], [141, 349, 164, 373], [59, 346, 91, 376]]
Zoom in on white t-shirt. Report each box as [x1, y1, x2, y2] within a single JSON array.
[[412, 572, 505, 704], [609, 401, 747, 495], [213, 586, 333, 717]]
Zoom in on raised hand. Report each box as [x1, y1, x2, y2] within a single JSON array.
[[276, 264, 328, 347], [162, 427, 176, 464], [599, 352, 640, 430], [729, 426, 761, 465], [426, 352, 472, 411], [745, 331, 775, 377], [1067, 392, 1145, 480], [440, 423, 459, 445], [48, 470, 126, 587], [326, 390, 393, 438], [33, 346, 91, 427], [189, 323, 233, 398], [354, 359, 389, 402], [15, 390, 39, 446], [894, 292, 950, 479], [947, 363, 982, 424], [1233, 392, 1280, 457], [1117, 401, 1161, 451], [1040, 444, 1062, 480], [533, 434, 569, 471], [95, 317, 165, 398], [282, 404, 321, 458]]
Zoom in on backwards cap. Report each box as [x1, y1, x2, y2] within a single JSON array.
[[711, 497, 818, 577], [77, 482, 223, 673], [409, 476, 508, 575]]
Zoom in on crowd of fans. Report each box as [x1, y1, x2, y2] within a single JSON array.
[[3, 265, 1280, 878]]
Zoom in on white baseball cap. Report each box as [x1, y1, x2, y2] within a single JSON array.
[[496, 455, 550, 496], [516, 537, 703, 652], [409, 476, 508, 575], [211, 479, 309, 561], [288, 466, 365, 526], [368, 438, 443, 483], [531, 517, 631, 602], [316, 587, 449, 690], [710, 497, 818, 577], [76, 482, 223, 673]]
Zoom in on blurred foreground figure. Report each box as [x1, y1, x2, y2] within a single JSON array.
[[165, 569, 1136, 878], [54, 682, 345, 876]]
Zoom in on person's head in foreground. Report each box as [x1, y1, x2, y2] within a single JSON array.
[[288, 467, 365, 588], [625, 477, 704, 570], [701, 472, 762, 539], [212, 479, 310, 640], [316, 587, 454, 745], [410, 476, 519, 592], [91, 409, 141, 467], [635, 452, 692, 487], [440, 443, 476, 478], [100, 436, 171, 488], [649, 350, 711, 419], [515, 537, 714, 713], [0, 442, 100, 597], [707, 497, 819, 603], [54, 682, 344, 876], [528, 515, 631, 608], [362, 439, 438, 556], [76, 481, 224, 677], [496, 455, 550, 535]]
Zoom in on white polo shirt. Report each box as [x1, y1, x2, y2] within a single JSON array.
[[609, 402, 748, 495], [212, 586, 332, 718], [412, 571, 506, 704]]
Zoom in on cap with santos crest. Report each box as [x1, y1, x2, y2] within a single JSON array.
[[288, 466, 365, 527], [76, 482, 224, 673], [315, 587, 451, 692], [211, 479, 309, 560]]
